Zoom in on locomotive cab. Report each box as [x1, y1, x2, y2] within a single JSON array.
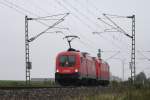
[[55, 50, 81, 85]]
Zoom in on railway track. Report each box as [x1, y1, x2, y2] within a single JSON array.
[[0, 86, 76, 90], [0, 86, 110, 100]]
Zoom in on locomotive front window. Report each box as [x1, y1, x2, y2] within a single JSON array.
[[59, 55, 76, 67]]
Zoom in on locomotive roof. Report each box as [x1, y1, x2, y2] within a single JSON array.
[[57, 50, 80, 55], [57, 49, 108, 64]]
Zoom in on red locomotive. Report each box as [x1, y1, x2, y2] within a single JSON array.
[[55, 36, 110, 86], [55, 49, 110, 86]]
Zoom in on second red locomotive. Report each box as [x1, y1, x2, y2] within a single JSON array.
[[55, 49, 110, 86]]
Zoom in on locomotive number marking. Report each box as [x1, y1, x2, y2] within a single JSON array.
[[63, 70, 71, 73]]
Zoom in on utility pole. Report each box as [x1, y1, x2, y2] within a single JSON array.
[[25, 16, 32, 85], [24, 13, 69, 85], [127, 15, 135, 84], [97, 14, 136, 84]]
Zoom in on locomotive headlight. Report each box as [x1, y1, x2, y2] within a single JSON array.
[[75, 69, 78, 72], [56, 69, 59, 72]]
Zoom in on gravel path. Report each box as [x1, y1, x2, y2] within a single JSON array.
[[0, 86, 108, 100]]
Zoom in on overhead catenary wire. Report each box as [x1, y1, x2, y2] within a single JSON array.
[[98, 18, 121, 32], [23, 0, 70, 30], [1, 0, 97, 52], [0, 1, 26, 15], [26, 0, 52, 15], [105, 51, 120, 61], [62, 0, 104, 30], [1, 0, 71, 46], [54, 0, 98, 46], [70, 32, 122, 58], [55, 0, 95, 31], [104, 13, 129, 18], [2, 0, 69, 30], [29, 13, 70, 20], [73, 0, 127, 49], [72, 0, 104, 29], [68, 29, 98, 50], [2, 0, 128, 53], [77, 40, 97, 55], [2, 0, 73, 41], [103, 14, 132, 38], [72, 0, 130, 54], [97, 17, 131, 48], [137, 50, 150, 52], [54, 0, 128, 54], [85, 0, 100, 15], [68, 0, 130, 53], [101, 13, 134, 43], [31, 0, 70, 30], [137, 51, 150, 61], [0, 1, 45, 27], [93, 32, 127, 51], [100, 14, 132, 47], [3, 0, 38, 16], [96, 14, 133, 54], [2, 0, 130, 56]]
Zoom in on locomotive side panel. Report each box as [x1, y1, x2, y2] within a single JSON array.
[[86, 58, 96, 79], [80, 54, 97, 80], [95, 59, 100, 80], [98, 60, 110, 85], [100, 61, 109, 80]]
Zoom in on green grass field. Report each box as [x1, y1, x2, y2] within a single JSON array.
[[72, 86, 150, 100], [0, 80, 150, 100], [0, 80, 55, 87], [73, 83, 150, 100]]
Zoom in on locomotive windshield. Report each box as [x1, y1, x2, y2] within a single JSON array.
[[59, 55, 76, 67]]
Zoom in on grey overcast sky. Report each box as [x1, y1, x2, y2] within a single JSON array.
[[0, 0, 150, 80]]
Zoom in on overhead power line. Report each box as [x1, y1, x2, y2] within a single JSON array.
[[55, 0, 96, 31], [72, 0, 104, 29], [104, 13, 129, 18], [28, 13, 69, 42], [2, 0, 69, 30], [30, 13, 70, 20], [62, 0, 103, 30], [105, 51, 120, 61], [3, 0, 38, 16], [0, 1, 25, 15], [98, 18, 121, 33], [137, 51, 150, 61], [2, 0, 97, 52], [54, 0, 98, 47], [93, 32, 126, 50], [25, 12, 69, 85], [27, 0, 52, 15], [74, 0, 127, 50], [68, 29, 98, 50], [96, 13, 136, 84], [97, 17, 130, 49], [102, 14, 132, 38]]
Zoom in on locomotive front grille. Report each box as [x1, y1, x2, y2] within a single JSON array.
[[55, 73, 80, 80]]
